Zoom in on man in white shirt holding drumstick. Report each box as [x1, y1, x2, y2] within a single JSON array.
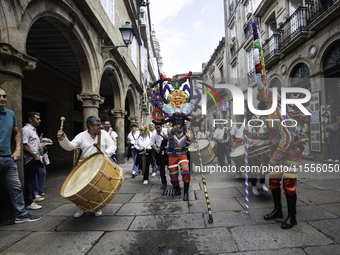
[[57, 116, 116, 218]]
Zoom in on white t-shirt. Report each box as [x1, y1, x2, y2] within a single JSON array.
[[59, 130, 116, 160], [197, 131, 210, 139], [151, 128, 168, 148], [135, 135, 152, 151], [127, 131, 140, 148], [108, 130, 118, 140], [214, 127, 229, 143], [230, 125, 244, 139]]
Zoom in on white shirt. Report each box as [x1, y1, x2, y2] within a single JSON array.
[[22, 123, 43, 164], [151, 128, 168, 148], [108, 130, 118, 140], [59, 130, 116, 160], [127, 131, 140, 148], [230, 125, 244, 139], [149, 129, 156, 138], [197, 131, 210, 139], [214, 127, 229, 143], [135, 135, 152, 151]]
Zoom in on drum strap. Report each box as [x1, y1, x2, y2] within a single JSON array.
[[97, 132, 101, 151], [72, 148, 82, 169]]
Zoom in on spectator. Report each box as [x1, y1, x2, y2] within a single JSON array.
[[103, 119, 118, 163], [0, 87, 40, 223], [127, 124, 140, 177], [149, 122, 157, 177], [197, 125, 211, 140], [22, 112, 46, 210], [327, 115, 340, 162]]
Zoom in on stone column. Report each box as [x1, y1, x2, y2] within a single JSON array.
[[112, 108, 127, 164], [0, 43, 37, 224], [77, 93, 104, 129]]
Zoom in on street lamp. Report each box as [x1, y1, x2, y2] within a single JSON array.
[[102, 22, 136, 53]]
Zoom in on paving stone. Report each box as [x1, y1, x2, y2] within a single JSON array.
[[1, 231, 103, 255], [116, 201, 188, 215], [57, 216, 134, 231], [230, 222, 334, 251], [148, 182, 200, 193], [304, 244, 340, 255], [195, 187, 242, 200], [319, 203, 340, 217], [202, 209, 275, 228], [302, 179, 340, 192], [220, 248, 306, 255], [47, 203, 123, 216], [110, 193, 135, 203], [0, 216, 67, 231], [205, 181, 243, 190], [308, 219, 340, 243], [294, 205, 338, 221], [298, 189, 340, 205], [189, 197, 243, 213], [90, 228, 238, 254], [0, 231, 31, 252], [128, 213, 205, 231], [119, 184, 152, 193], [130, 192, 188, 203], [28, 203, 63, 216]]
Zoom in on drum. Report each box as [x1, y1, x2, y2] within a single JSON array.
[[210, 140, 217, 156], [61, 152, 125, 213], [190, 139, 215, 166], [230, 143, 272, 170]]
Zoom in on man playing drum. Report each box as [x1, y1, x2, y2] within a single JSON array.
[[57, 116, 116, 218]]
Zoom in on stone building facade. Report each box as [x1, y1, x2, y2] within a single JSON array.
[[225, 0, 340, 160], [0, 0, 161, 223]]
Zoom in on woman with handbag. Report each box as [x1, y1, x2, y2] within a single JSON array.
[[127, 124, 140, 177]]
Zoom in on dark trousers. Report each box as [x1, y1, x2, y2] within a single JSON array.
[[139, 151, 153, 181], [329, 134, 340, 160], [156, 152, 168, 184], [24, 159, 41, 205], [217, 142, 232, 166], [251, 174, 265, 186]]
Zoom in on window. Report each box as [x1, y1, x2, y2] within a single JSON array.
[[100, 0, 115, 25], [233, 65, 238, 85], [245, 0, 252, 18], [231, 25, 236, 39], [247, 48, 254, 72]]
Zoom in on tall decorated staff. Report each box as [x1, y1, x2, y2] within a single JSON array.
[[150, 72, 194, 201], [250, 21, 304, 229]]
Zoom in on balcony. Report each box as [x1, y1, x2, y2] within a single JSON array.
[[247, 69, 255, 86], [306, 0, 340, 30], [262, 33, 280, 68], [244, 18, 253, 39], [278, 7, 309, 55]]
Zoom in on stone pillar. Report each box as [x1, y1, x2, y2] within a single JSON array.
[[77, 93, 104, 129], [0, 43, 37, 224], [128, 116, 139, 126], [112, 108, 127, 164]]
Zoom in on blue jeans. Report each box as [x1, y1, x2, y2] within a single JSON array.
[[0, 156, 27, 217], [131, 147, 139, 172], [33, 163, 46, 196], [151, 149, 157, 173]]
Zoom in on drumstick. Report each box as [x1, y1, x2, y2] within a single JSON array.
[[93, 143, 101, 152], [60, 117, 65, 131]]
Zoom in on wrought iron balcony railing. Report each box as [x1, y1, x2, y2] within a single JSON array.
[[278, 7, 308, 48], [306, 0, 338, 25], [263, 33, 280, 61], [247, 69, 255, 86], [244, 18, 253, 39]]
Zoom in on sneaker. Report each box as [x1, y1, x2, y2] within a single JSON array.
[[252, 186, 260, 196], [35, 194, 42, 198], [143, 180, 148, 185], [260, 184, 269, 192], [151, 172, 157, 177], [26, 202, 42, 210], [34, 197, 45, 202], [95, 210, 102, 217], [41, 193, 45, 196], [74, 210, 85, 218], [15, 212, 41, 224], [132, 171, 136, 178], [335, 160, 339, 162], [328, 159, 333, 161]]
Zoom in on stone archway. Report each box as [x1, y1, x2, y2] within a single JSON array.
[[290, 63, 311, 89], [269, 77, 282, 94]]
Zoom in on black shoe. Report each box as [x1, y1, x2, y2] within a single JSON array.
[[183, 193, 188, 201], [173, 185, 181, 196], [160, 183, 167, 190], [281, 215, 297, 229], [131, 173, 135, 178], [264, 208, 283, 220], [264, 188, 283, 220]]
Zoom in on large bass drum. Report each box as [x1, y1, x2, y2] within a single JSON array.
[[61, 152, 125, 213], [190, 139, 215, 166], [230, 143, 272, 169]]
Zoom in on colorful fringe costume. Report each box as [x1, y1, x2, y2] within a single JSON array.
[[250, 21, 306, 229]]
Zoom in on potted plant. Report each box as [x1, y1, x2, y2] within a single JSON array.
[[283, 13, 289, 19]]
